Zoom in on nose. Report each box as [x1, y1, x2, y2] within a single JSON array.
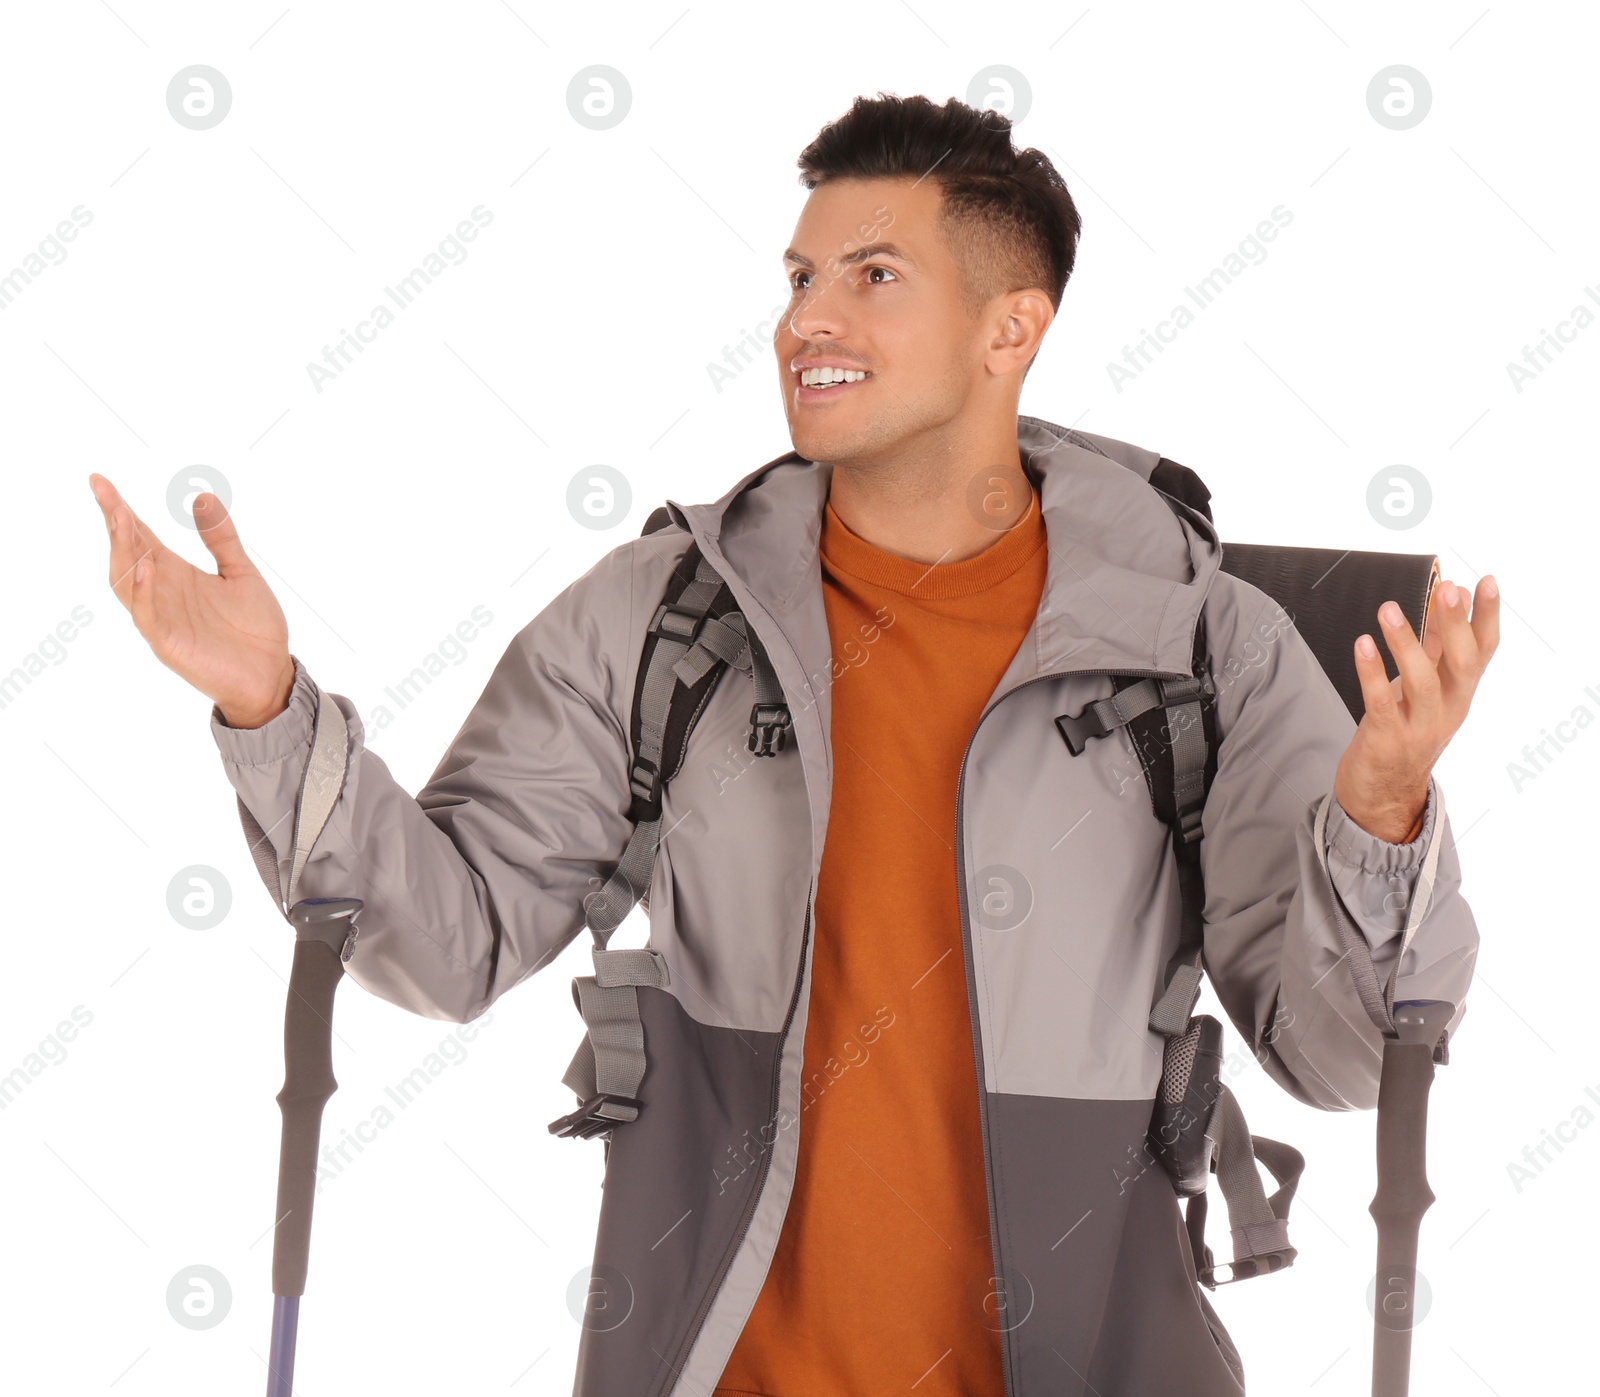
[[786, 276, 849, 345]]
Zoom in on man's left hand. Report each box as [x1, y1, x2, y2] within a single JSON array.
[[1333, 575, 1501, 843]]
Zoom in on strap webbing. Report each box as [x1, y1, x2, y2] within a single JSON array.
[[632, 556, 727, 814], [558, 945, 671, 1119], [1188, 1087, 1303, 1286], [1149, 960, 1204, 1037]]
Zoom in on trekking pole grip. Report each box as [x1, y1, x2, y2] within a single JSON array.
[[273, 898, 360, 1294], [1370, 998, 1455, 1397], [267, 897, 361, 1397]]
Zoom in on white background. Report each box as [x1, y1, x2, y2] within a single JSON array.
[[2, 2, 1592, 1394]]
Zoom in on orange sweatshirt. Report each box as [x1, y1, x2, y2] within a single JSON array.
[[713, 488, 1047, 1396]]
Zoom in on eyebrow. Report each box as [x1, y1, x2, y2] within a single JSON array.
[[781, 241, 920, 272]]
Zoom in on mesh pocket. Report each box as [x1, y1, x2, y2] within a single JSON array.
[[1161, 1019, 1203, 1104]]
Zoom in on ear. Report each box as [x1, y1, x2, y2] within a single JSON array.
[[989, 288, 1053, 375]]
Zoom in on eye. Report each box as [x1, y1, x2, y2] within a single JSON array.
[[789, 269, 811, 292], [864, 265, 897, 284]]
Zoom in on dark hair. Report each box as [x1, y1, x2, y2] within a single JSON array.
[[796, 93, 1082, 326]]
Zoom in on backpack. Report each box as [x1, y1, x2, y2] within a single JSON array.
[[547, 452, 1303, 1292]]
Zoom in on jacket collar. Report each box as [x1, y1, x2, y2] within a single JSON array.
[[664, 416, 1222, 695]]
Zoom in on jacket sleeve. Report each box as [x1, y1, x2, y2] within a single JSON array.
[[1197, 589, 1480, 1112], [208, 548, 642, 1024]]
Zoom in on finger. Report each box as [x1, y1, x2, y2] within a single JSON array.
[[192, 492, 253, 577], [126, 540, 161, 641], [1418, 582, 1445, 665], [87, 473, 118, 527], [1353, 632, 1401, 730], [90, 475, 153, 609], [1471, 574, 1501, 664], [1377, 597, 1440, 722], [1431, 579, 1483, 702]]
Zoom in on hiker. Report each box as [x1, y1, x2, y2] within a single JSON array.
[[89, 93, 1494, 1396]]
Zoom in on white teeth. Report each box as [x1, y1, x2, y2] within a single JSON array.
[[799, 366, 867, 387]]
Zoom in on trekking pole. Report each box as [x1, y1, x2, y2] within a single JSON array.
[[266, 896, 364, 1397], [1370, 998, 1455, 1397]]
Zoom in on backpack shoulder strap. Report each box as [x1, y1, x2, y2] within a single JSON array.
[[548, 527, 791, 1142], [1053, 484, 1303, 1288], [1131, 612, 1219, 1032], [1149, 454, 1214, 524], [1055, 608, 1218, 1026]]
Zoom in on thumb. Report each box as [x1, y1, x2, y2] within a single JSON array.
[[193, 493, 251, 576]]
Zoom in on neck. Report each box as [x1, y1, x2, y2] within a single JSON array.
[[824, 426, 1035, 565]]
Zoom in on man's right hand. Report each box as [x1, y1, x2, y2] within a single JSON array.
[[88, 474, 296, 729]]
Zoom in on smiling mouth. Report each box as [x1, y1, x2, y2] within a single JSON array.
[[795, 368, 872, 400]]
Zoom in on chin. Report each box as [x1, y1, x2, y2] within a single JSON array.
[[788, 419, 864, 466]]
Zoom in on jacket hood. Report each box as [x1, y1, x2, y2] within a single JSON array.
[[665, 415, 1224, 685]]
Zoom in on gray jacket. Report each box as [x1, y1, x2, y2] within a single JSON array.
[[211, 417, 1479, 1395]]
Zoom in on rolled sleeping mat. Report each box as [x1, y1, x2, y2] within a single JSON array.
[[1218, 543, 1440, 724]]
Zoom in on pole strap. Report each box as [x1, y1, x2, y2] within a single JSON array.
[[286, 690, 351, 912]]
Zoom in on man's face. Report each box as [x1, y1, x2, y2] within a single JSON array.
[[775, 176, 990, 469]]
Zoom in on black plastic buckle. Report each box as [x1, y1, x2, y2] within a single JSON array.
[[748, 703, 791, 757], [1054, 705, 1109, 757], [547, 1092, 641, 1140]]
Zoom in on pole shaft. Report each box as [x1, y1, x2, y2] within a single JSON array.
[[266, 1294, 299, 1397]]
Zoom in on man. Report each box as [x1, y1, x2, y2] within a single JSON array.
[[90, 93, 1494, 1395]]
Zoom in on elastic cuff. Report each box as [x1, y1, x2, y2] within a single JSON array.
[[209, 654, 318, 766], [1324, 774, 1437, 874]]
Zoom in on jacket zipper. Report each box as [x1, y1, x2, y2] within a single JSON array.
[[954, 663, 1188, 1395], [662, 884, 814, 1395], [661, 532, 820, 1394]]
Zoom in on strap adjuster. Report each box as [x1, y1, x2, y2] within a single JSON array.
[[547, 1091, 641, 1140], [630, 756, 660, 804], [653, 603, 703, 643], [748, 702, 791, 756], [1161, 668, 1216, 706], [1199, 1246, 1297, 1289]]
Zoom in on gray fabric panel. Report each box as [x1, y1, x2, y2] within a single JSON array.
[[573, 986, 781, 1397], [1064, 423, 1163, 478], [643, 654, 813, 1036], [235, 793, 286, 910], [963, 567, 1478, 1113], [986, 1091, 1246, 1395]]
